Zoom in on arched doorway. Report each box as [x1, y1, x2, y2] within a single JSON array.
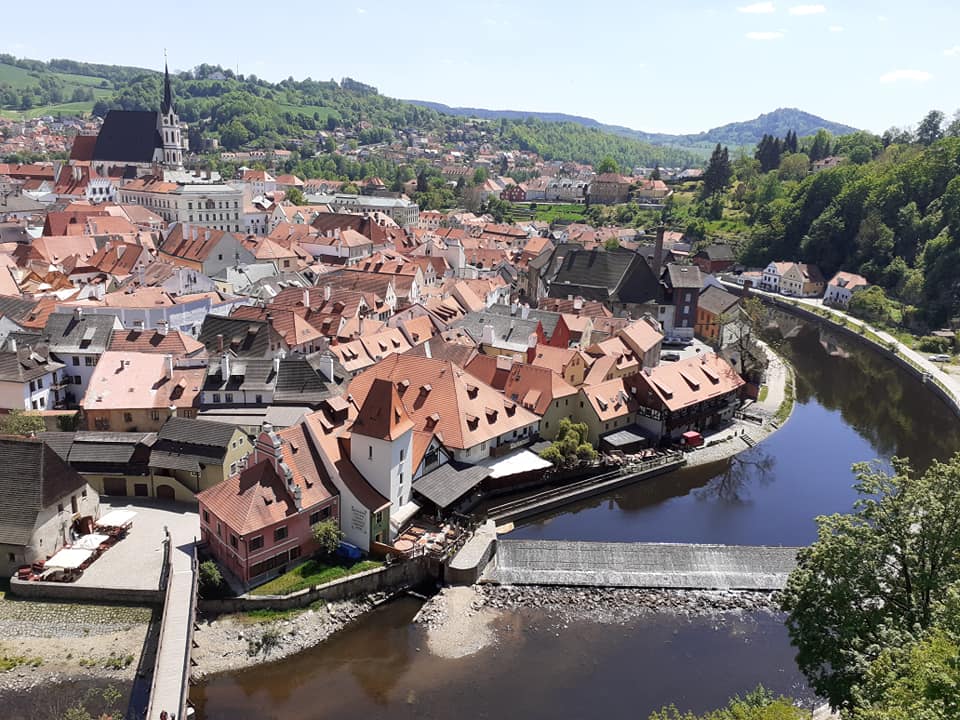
[[156, 485, 176, 501]]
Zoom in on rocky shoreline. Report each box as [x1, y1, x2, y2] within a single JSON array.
[[191, 596, 377, 678]]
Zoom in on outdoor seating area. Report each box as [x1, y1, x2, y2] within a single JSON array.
[[15, 510, 137, 583], [391, 521, 461, 558]]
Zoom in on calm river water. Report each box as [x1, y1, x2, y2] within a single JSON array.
[[194, 316, 960, 719]]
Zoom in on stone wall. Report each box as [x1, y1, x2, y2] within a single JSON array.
[[199, 555, 441, 613], [9, 578, 163, 603]]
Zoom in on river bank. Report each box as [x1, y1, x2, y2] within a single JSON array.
[[0, 595, 153, 711], [191, 596, 377, 678]]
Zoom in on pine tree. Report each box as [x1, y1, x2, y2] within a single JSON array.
[[702, 143, 733, 197], [755, 135, 783, 173]]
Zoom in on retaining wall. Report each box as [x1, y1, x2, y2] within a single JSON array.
[[759, 295, 960, 419], [8, 578, 163, 603], [199, 555, 440, 613]]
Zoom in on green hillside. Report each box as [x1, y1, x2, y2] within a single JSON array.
[[0, 60, 114, 117]]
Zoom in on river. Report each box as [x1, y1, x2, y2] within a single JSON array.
[[194, 317, 960, 719]]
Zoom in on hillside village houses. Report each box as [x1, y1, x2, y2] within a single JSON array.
[[0, 60, 805, 593]]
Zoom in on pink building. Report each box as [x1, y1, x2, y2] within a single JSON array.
[[197, 427, 339, 588]]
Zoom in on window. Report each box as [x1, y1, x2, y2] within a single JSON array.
[[57, 502, 64, 513], [274, 526, 288, 542], [225, 393, 233, 403], [255, 394, 263, 404], [368, 445, 373, 460], [81, 488, 87, 498], [37, 378, 43, 389], [213, 393, 221, 404], [290, 545, 301, 560], [230, 462, 237, 475], [7, 553, 13, 563], [151, 410, 161, 421], [85, 357, 95, 366], [249, 535, 264, 551], [399, 448, 405, 462], [71, 495, 78, 514], [72, 356, 80, 366], [123, 412, 133, 423], [375, 511, 383, 524], [203, 510, 210, 523], [230, 535, 238, 549], [29, 381, 35, 392], [217, 522, 222, 537], [309, 507, 331, 525]]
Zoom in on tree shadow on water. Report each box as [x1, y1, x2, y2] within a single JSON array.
[[693, 449, 777, 504]]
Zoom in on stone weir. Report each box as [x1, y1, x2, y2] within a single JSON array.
[[484, 540, 800, 590]]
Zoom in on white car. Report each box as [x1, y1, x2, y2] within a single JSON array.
[[928, 354, 952, 363]]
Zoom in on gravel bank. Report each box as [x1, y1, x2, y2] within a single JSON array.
[[0, 598, 153, 699], [415, 586, 499, 659], [192, 596, 377, 678]]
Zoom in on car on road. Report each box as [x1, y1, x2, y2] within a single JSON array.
[[661, 351, 681, 361], [928, 354, 952, 363]]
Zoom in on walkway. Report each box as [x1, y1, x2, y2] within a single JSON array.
[[146, 526, 198, 720], [486, 540, 799, 590]]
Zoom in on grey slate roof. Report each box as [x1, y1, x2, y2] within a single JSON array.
[[453, 312, 541, 348], [0, 223, 32, 244], [203, 358, 277, 393], [156, 416, 238, 449], [698, 286, 741, 316], [273, 356, 344, 406], [665, 264, 703, 290], [43, 312, 117, 355], [0, 295, 39, 323], [413, 462, 490, 508], [548, 248, 660, 305], [488, 304, 562, 341], [92, 110, 162, 163], [38, 431, 156, 474], [0, 345, 64, 383], [198, 315, 273, 358], [695, 244, 736, 262], [0, 437, 88, 546]]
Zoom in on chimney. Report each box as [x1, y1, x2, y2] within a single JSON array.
[[157, 319, 168, 336], [521, 303, 530, 320], [652, 224, 665, 278], [324, 284, 331, 302], [510, 300, 518, 316], [166, 354, 174, 378], [8, 338, 15, 352], [303, 288, 310, 307], [481, 323, 495, 346], [292, 484, 302, 511], [222, 352, 231, 378], [74, 307, 83, 321], [273, 356, 280, 376], [318, 352, 335, 382], [573, 296, 583, 311], [216, 333, 224, 353]]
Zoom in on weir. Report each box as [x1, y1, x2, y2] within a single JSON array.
[[485, 540, 800, 590]]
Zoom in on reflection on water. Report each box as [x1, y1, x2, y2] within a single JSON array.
[[195, 317, 955, 719], [512, 318, 960, 546], [195, 598, 810, 720]]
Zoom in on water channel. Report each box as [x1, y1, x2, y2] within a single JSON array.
[[194, 315, 960, 719]]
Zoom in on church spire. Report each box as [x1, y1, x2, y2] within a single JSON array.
[[161, 60, 173, 115]]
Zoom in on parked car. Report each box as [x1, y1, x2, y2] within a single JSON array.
[[661, 351, 681, 361], [928, 354, 952, 363]]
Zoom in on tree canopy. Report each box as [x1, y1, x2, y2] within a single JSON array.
[[780, 453, 960, 709]]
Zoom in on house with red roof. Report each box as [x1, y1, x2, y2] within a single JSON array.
[[197, 426, 339, 588]]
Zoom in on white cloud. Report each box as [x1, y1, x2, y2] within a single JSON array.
[[356, 7, 366, 13], [738, 2, 775, 13], [828, 24, 843, 32], [746, 30, 785, 40], [879, 69, 932, 83], [944, 46, 960, 57], [789, 4, 826, 14]]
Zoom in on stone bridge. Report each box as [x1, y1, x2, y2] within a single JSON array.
[[484, 540, 800, 590]]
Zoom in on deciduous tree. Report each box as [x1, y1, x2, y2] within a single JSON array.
[[781, 454, 960, 709]]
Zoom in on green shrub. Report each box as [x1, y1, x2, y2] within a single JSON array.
[[918, 335, 951, 353]]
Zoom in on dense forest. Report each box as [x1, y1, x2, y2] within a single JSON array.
[[722, 110, 960, 327]]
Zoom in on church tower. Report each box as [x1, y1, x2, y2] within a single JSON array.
[[160, 62, 183, 169]]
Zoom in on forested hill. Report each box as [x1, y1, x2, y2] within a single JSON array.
[[407, 101, 858, 148], [0, 55, 700, 169]]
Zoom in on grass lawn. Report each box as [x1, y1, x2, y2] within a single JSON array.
[[250, 558, 381, 596], [278, 102, 338, 122], [0, 101, 95, 120]]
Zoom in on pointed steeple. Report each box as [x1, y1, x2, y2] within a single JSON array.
[[161, 61, 173, 115]]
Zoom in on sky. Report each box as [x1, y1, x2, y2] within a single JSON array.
[[3, 0, 959, 135]]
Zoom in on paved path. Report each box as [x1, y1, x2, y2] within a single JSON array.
[[754, 338, 787, 415], [146, 527, 197, 720], [487, 540, 799, 590]]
